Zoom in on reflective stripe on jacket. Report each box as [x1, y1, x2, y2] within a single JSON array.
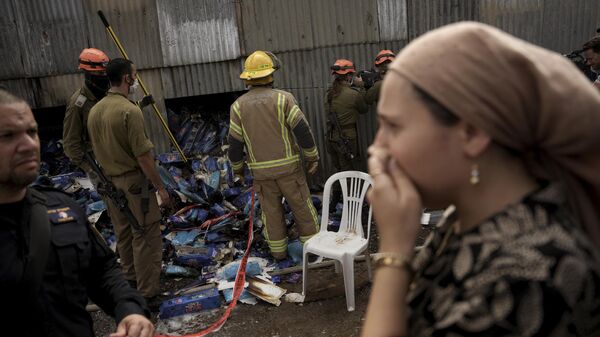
[[228, 86, 318, 180]]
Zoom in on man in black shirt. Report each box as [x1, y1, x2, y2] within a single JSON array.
[[0, 89, 154, 337]]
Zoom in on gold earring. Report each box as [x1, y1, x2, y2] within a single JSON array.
[[470, 164, 480, 185]]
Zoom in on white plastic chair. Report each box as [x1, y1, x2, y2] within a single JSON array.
[[302, 171, 373, 311]]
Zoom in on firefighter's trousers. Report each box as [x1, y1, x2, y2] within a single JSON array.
[[254, 169, 319, 260]]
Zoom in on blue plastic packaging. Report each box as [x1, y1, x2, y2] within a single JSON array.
[[159, 286, 221, 319], [204, 156, 219, 172], [221, 260, 263, 281], [165, 264, 199, 277], [287, 240, 303, 265], [171, 230, 201, 246], [209, 203, 227, 217], [175, 248, 218, 268]]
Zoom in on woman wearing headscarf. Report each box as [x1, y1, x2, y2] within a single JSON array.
[[362, 22, 600, 336]]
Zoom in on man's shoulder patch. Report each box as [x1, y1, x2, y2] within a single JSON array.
[[47, 206, 77, 224], [74, 94, 87, 108]]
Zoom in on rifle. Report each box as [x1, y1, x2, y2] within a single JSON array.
[[327, 98, 355, 165], [357, 70, 381, 89], [84, 152, 142, 232]]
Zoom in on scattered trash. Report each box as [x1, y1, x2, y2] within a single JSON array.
[[38, 105, 340, 334], [285, 272, 302, 284], [287, 240, 303, 265], [222, 287, 257, 305], [164, 264, 200, 277], [284, 292, 305, 303], [219, 259, 263, 281], [246, 276, 287, 306], [159, 285, 221, 319]]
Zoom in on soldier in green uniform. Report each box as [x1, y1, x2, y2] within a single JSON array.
[[63, 48, 110, 181], [87, 58, 170, 303], [325, 58, 368, 172], [365, 50, 395, 106]]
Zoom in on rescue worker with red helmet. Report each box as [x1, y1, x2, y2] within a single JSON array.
[[325, 58, 368, 172], [63, 48, 110, 181], [365, 50, 395, 105], [228, 50, 320, 260]]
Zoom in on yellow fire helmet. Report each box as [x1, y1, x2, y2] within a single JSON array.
[[240, 50, 281, 80]]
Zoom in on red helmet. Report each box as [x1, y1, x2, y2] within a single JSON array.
[[374, 50, 395, 66], [331, 59, 355, 75], [78, 48, 109, 73]]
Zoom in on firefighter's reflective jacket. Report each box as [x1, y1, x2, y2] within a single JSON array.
[[227, 86, 319, 180]]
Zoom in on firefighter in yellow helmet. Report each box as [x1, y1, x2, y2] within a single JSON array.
[[325, 59, 368, 173], [63, 48, 110, 182], [228, 51, 320, 260], [365, 50, 395, 105]]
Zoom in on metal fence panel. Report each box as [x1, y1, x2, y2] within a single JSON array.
[[541, 0, 600, 53], [377, 0, 409, 41], [11, 0, 88, 77], [479, 0, 543, 45], [157, 0, 241, 66], [0, 78, 36, 106], [36, 73, 83, 108], [85, 0, 163, 69], [239, 0, 315, 52], [0, 1, 26, 79], [407, 0, 480, 39], [135, 68, 170, 153], [240, 0, 379, 53]]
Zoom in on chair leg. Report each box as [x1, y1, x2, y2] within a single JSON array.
[[334, 260, 342, 274], [302, 250, 309, 297], [341, 255, 355, 311], [366, 252, 372, 281]]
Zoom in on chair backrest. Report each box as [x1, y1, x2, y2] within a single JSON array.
[[321, 171, 373, 239]]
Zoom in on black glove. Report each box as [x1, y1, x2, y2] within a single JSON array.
[[139, 94, 155, 108]]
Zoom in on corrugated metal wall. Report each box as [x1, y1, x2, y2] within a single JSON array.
[[0, 0, 26, 79], [541, 0, 600, 53], [1, 0, 599, 179], [479, 0, 544, 45], [378, 0, 409, 42], [407, 0, 480, 39], [12, 0, 89, 77], [86, 0, 164, 69], [156, 0, 241, 66], [239, 0, 379, 52]]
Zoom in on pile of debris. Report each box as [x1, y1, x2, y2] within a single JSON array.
[[39, 105, 342, 333]]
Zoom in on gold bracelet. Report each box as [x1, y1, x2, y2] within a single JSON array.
[[372, 252, 414, 274]]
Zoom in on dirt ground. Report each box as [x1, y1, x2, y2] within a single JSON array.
[[92, 261, 373, 337], [92, 220, 436, 337]]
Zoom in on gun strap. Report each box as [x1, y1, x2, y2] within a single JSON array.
[[328, 97, 349, 143], [141, 179, 150, 222], [328, 97, 355, 162]]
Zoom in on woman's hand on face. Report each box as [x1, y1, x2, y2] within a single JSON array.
[[367, 146, 423, 257]]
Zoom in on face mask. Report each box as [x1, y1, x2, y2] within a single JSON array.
[[85, 73, 110, 99], [128, 78, 140, 94]]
